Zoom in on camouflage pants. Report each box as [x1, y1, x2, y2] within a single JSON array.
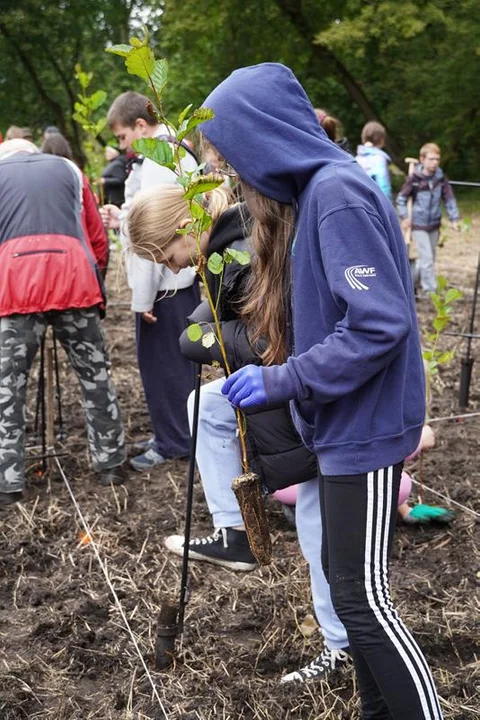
[[0, 308, 126, 493]]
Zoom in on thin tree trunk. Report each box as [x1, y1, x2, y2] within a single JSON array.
[[0, 22, 66, 135], [273, 0, 405, 168]]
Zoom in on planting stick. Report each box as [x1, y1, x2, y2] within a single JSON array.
[[404, 157, 418, 250], [178, 363, 202, 630], [39, 336, 47, 472], [155, 364, 203, 671], [46, 334, 55, 469], [459, 253, 480, 407]]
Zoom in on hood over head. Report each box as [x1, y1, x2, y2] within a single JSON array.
[[200, 63, 352, 204]]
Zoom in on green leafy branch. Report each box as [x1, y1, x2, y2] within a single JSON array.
[[422, 275, 462, 417], [73, 65, 107, 184], [106, 32, 252, 470]]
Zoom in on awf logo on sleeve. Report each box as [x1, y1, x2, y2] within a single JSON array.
[[345, 265, 377, 290]]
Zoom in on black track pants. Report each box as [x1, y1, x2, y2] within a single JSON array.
[[319, 464, 443, 720]]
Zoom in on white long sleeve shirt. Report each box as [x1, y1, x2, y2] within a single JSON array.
[[121, 126, 198, 312]]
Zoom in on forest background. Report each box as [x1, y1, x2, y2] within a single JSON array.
[[1, 0, 479, 182]]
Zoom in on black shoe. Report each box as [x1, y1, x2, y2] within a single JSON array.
[[98, 465, 129, 486], [0, 490, 24, 508], [164, 527, 258, 571], [281, 646, 352, 684]]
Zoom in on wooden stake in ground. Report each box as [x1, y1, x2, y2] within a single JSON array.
[[45, 328, 55, 469], [404, 157, 418, 262]]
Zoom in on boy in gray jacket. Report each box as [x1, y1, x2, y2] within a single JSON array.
[[396, 142, 460, 294]]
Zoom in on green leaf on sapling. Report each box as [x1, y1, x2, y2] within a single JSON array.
[[76, 71, 91, 89], [176, 222, 194, 235], [89, 90, 107, 110], [133, 138, 175, 170], [186, 324, 203, 342], [207, 253, 224, 275], [422, 350, 433, 361], [199, 213, 213, 234], [177, 107, 215, 141], [445, 288, 462, 303], [433, 316, 448, 332], [129, 37, 145, 48], [202, 332, 216, 349], [105, 44, 132, 57], [437, 276, 447, 292], [189, 201, 204, 219], [178, 104, 193, 126], [151, 58, 168, 96], [183, 176, 224, 200], [437, 351, 455, 365], [125, 45, 155, 81], [94, 119, 107, 135], [224, 248, 250, 265]]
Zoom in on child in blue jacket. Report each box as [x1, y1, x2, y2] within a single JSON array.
[[200, 64, 443, 719], [355, 121, 392, 200]]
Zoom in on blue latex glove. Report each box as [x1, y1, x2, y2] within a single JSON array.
[[222, 365, 268, 409]]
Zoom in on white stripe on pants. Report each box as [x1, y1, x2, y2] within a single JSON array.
[[365, 468, 443, 719]]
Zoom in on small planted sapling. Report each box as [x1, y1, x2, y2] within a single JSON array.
[[106, 32, 272, 668], [107, 33, 271, 567], [422, 276, 463, 417], [412, 276, 462, 517], [72, 66, 107, 191]]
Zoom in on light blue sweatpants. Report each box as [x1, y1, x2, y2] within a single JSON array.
[[187, 377, 348, 650]]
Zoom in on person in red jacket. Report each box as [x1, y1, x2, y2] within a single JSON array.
[[41, 133, 109, 275], [0, 139, 127, 509]]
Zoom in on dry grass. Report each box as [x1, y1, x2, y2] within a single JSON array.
[[0, 221, 478, 719]]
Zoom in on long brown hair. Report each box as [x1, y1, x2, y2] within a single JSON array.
[[240, 182, 296, 365]]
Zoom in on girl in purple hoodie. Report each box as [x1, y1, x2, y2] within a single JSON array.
[[200, 63, 442, 719]]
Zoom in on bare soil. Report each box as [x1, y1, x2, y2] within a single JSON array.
[[0, 222, 478, 720]]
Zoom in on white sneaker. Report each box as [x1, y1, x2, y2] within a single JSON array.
[[281, 646, 351, 684]]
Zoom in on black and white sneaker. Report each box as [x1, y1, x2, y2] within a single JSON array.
[[281, 646, 351, 684], [164, 527, 258, 572]]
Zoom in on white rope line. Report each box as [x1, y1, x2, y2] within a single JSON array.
[[410, 473, 480, 519], [54, 456, 169, 719], [428, 412, 480, 424]]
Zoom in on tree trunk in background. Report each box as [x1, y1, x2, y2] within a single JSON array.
[[273, 0, 405, 169]]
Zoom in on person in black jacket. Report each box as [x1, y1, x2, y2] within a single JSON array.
[[100, 146, 128, 207], [126, 182, 351, 682]]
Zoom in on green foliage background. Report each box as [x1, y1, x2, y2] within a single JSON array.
[[1, 0, 478, 178]]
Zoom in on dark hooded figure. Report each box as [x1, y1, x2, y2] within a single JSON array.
[[198, 64, 442, 720]]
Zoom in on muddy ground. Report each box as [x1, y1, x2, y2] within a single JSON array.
[[0, 219, 478, 719]]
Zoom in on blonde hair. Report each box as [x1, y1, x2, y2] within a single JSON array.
[[127, 182, 232, 263], [420, 142, 440, 159], [240, 182, 296, 365]]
